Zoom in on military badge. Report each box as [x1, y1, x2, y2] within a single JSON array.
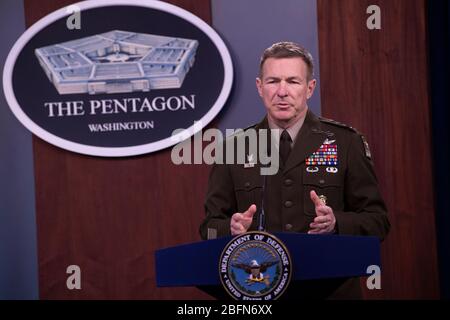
[[306, 142, 338, 166], [219, 232, 292, 300], [244, 154, 256, 168], [306, 166, 319, 173], [306, 139, 338, 173], [360, 135, 372, 160]]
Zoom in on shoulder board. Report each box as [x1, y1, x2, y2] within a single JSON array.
[[244, 123, 258, 131], [318, 117, 358, 133], [225, 123, 258, 140], [319, 117, 372, 159]]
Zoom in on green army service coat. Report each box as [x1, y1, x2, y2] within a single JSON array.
[[199, 110, 390, 299]]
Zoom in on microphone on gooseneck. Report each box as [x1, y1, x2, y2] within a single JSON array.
[[258, 131, 272, 232], [258, 173, 267, 232]]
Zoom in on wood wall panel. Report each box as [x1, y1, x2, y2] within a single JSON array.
[[25, 0, 212, 299], [317, 0, 439, 299]]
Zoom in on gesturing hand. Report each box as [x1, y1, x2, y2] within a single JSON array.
[[308, 190, 336, 234], [230, 204, 257, 235]]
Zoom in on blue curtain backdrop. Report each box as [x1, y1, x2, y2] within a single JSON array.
[[428, 0, 450, 300]]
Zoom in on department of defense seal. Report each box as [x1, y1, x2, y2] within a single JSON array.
[[219, 232, 292, 300]]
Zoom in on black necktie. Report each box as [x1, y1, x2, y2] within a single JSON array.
[[279, 130, 292, 166]]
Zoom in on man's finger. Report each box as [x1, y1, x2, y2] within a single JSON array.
[[308, 228, 322, 234], [316, 205, 333, 218], [230, 219, 240, 229], [231, 224, 243, 235], [231, 212, 243, 223], [310, 190, 325, 208], [310, 221, 329, 229], [308, 228, 328, 234], [313, 215, 330, 224], [243, 204, 257, 218], [230, 218, 245, 234]]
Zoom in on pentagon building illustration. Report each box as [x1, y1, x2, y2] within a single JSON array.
[[35, 30, 199, 95]]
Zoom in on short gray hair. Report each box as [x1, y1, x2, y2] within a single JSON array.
[[259, 42, 314, 80]]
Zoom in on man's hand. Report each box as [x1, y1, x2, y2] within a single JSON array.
[[308, 190, 336, 234], [230, 204, 257, 235]]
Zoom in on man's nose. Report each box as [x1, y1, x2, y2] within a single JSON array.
[[276, 81, 288, 97]]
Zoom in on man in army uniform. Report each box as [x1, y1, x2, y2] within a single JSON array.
[[199, 42, 390, 299]]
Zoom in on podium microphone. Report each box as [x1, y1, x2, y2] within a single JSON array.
[[258, 173, 267, 232]]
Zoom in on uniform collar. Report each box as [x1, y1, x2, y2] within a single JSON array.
[[267, 113, 306, 147]]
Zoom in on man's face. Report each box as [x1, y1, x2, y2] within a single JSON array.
[[256, 57, 316, 128]]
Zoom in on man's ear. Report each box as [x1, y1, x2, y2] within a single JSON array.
[[256, 77, 263, 97], [307, 79, 317, 99]]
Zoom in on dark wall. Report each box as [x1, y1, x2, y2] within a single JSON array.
[[317, 0, 439, 299]]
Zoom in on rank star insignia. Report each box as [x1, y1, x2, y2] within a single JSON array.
[[306, 142, 338, 166]]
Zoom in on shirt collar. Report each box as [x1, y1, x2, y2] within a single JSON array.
[[268, 111, 307, 147]]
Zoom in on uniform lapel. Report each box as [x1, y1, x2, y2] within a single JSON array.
[[254, 117, 271, 165], [254, 116, 269, 132], [283, 110, 328, 173]]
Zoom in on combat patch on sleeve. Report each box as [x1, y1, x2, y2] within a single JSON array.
[[360, 135, 372, 160]]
